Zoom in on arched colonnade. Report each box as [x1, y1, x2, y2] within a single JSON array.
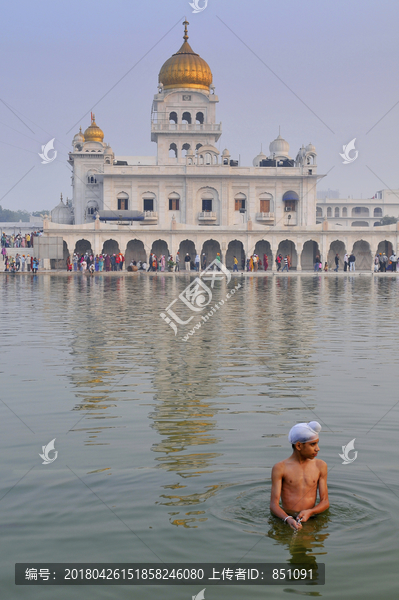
[[55, 233, 399, 271]]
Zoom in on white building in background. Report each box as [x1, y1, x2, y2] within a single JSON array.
[[317, 191, 399, 228], [46, 20, 399, 270]]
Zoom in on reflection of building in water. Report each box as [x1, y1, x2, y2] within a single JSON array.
[[65, 276, 137, 445], [149, 335, 222, 479], [149, 291, 230, 524], [234, 277, 320, 401]]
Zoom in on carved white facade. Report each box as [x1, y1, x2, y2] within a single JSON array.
[[62, 22, 322, 231], [46, 21, 399, 271]]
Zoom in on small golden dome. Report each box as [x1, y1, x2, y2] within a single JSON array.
[[159, 20, 212, 91], [84, 114, 104, 142]]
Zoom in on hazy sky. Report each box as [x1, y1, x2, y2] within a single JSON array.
[[1, 0, 399, 212]]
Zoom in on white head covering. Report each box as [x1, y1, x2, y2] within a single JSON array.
[[288, 421, 321, 445]]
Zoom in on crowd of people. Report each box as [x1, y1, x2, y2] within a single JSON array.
[[2, 252, 39, 272], [5, 246, 398, 275], [374, 252, 398, 272], [145, 252, 215, 272], [68, 252, 126, 272], [1, 231, 41, 249]]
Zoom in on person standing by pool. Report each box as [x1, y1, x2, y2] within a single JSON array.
[[390, 252, 397, 272], [253, 254, 258, 271], [263, 254, 268, 271], [282, 256, 289, 272], [233, 256, 238, 272], [343, 253, 348, 272], [195, 254, 200, 272], [270, 421, 329, 530], [334, 253, 339, 272], [185, 253, 191, 271], [202, 253, 207, 270], [175, 252, 180, 272], [349, 253, 356, 272]]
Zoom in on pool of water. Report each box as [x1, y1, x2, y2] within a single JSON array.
[[0, 273, 398, 599]]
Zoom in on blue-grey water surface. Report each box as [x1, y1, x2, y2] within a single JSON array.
[[0, 272, 398, 599]]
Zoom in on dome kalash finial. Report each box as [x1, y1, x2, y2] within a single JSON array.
[[158, 20, 213, 91], [84, 112, 104, 142], [183, 19, 189, 42]]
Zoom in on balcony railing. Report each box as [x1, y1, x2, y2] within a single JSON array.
[[151, 123, 222, 132], [198, 211, 217, 221], [143, 211, 158, 222], [256, 212, 275, 222]]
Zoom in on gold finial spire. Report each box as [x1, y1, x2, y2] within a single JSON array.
[[183, 19, 189, 42]]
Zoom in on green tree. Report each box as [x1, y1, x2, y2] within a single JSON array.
[[0, 205, 30, 222], [377, 215, 398, 226]]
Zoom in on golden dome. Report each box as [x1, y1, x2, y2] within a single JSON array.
[[84, 114, 104, 142], [159, 20, 212, 91]]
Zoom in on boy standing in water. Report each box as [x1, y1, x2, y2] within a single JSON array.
[[270, 421, 329, 531]]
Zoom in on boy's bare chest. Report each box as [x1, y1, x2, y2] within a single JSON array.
[[283, 464, 319, 487]]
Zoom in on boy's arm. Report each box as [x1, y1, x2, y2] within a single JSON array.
[[270, 463, 301, 530], [297, 461, 330, 521]]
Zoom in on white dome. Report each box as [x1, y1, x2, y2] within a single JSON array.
[[222, 148, 230, 156], [104, 144, 113, 155], [253, 151, 267, 167], [269, 134, 290, 157], [73, 127, 85, 145], [306, 142, 316, 154], [51, 196, 74, 225]]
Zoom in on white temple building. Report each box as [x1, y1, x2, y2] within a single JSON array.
[[47, 20, 399, 270]]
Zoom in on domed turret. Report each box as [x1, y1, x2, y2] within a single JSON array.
[[253, 147, 267, 167], [306, 142, 316, 154], [84, 114, 104, 142], [51, 194, 74, 225], [158, 20, 212, 91], [73, 127, 85, 148], [269, 134, 290, 158]]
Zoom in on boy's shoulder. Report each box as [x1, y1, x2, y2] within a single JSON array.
[[315, 458, 328, 472], [271, 457, 292, 474]]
